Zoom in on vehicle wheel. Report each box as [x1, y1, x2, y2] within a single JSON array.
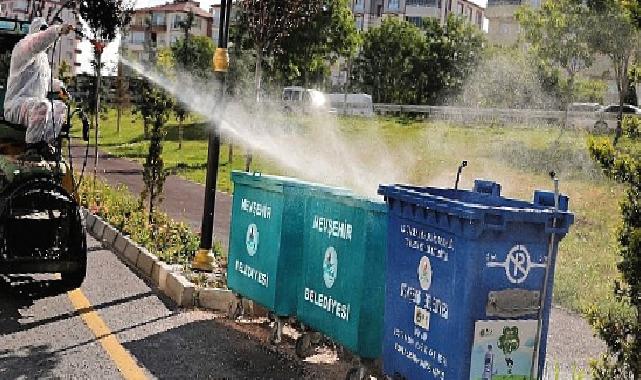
[[61, 230, 87, 290], [295, 333, 314, 359], [61, 256, 86, 290]]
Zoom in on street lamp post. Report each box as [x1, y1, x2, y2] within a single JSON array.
[[192, 0, 233, 271]]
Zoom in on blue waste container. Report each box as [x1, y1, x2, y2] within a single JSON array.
[[378, 180, 574, 380]]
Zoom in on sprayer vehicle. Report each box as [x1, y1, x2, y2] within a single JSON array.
[[0, 16, 91, 289], [282, 86, 334, 115]]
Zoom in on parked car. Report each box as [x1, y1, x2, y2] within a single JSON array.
[[594, 104, 641, 133]]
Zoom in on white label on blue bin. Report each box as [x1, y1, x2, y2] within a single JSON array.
[[401, 224, 453, 262], [323, 246, 338, 288], [246, 224, 259, 257], [487, 245, 546, 284], [418, 256, 433, 291], [414, 305, 430, 330]]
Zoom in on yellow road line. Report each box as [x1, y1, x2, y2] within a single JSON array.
[[68, 289, 148, 380]]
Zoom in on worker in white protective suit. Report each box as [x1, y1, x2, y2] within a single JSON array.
[[3, 18, 74, 145]]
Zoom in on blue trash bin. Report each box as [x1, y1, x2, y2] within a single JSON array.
[[378, 180, 574, 380]]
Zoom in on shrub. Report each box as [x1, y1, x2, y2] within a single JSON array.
[[623, 115, 641, 139], [79, 179, 207, 268]]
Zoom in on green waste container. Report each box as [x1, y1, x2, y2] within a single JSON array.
[[227, 172, 349, 318], [296, 189, 387, 359]]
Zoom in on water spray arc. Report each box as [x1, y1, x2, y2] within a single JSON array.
[[191, 0, 233, 272]]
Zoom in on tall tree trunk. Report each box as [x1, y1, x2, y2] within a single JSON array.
[[117, 105, 122, 134], [228, 142, 233, 165], [178, 117, 183, 150], [93, 52, 102, 188], [564, 73, 575, 129]]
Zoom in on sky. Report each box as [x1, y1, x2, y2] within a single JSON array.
[[77, 0, 488, 74]]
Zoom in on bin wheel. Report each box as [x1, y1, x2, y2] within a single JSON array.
[[295, 333, 314, 358], [345, 366, 370, 380], [336, 345, 354, 362], [269, 317, 284, 345], [227, 298, 244, 320]]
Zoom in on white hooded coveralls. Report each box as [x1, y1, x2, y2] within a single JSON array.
[[3, 17, 66, 144]]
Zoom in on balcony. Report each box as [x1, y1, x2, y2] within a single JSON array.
[[487, 0, 522, 5]]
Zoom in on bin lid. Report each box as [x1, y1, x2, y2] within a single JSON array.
[[310, 185, 387, 213], [378, 180, 574, 234], [232, 171, 353, 195]]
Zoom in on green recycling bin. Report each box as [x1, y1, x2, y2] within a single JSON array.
[[296, 189, 387, 359], [228, 172, 349, 319], [227, 172, 309, 317]]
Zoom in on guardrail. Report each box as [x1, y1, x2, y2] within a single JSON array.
[[372, 104, 607, 127]]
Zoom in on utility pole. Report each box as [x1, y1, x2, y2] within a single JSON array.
[[192, 0, 232, 271]]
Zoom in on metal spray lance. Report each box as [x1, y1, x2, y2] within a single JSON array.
[[530, 171, 560, 379]]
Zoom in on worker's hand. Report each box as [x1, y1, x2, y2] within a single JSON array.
[[60, 24, 74, 35]]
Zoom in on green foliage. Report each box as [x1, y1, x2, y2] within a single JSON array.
[[588, 124, 641, 377], [77, 0, 134, 42], [624, 115, 641, 139], [517, 0, 594, 108], [353, 16, 484, 104], [572, 78, 608, 104], [272, 0, 360, 86], [140, 83, 172, 220], [79, 179, 201, 266], [171, 35, 215, 80]]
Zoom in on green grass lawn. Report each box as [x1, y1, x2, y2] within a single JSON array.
[[86, 109, 623, 316]]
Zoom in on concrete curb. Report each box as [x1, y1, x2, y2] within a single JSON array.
[[83, 208, 252, 313]]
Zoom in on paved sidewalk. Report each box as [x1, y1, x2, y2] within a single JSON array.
[[71, 145, 232, 252]]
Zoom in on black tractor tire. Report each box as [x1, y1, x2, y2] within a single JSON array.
[[61, 231, 87, 290]]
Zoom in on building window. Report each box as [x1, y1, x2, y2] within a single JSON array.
[[406, 16, 423, 27], [355, 15, 364, 30], [152, 12, 166, 26], [173, 14, 186, 28], [354, 0, 364, 12], [476, 10, 483, 26], [406, 0, 438, 6], [388, 0, 400, 10], [13, 0, 28, 11], [131, 31, 145, 44], [457, 3, 464, 14]]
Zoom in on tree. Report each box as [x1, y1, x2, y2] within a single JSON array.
[[353, 16, 483, 105], [588, 129, 641, 379], [272, 0, 360, 87], [238, 0, 324, 170], [418, 15, 485, 104], [517, 0, 594, 126], [140, 83, 173, 224], [114, 62, 131, 135], [74, 0, 134, 183], [171, 30, 215, 150], [353, 18, 424, 104], [588, 0, 639, 144]]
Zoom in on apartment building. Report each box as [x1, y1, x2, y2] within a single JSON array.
[[0, 0, 82, 74], [122, 0, 213, 63], [485, 0, 541, 46], [352, 0, 485, 32]]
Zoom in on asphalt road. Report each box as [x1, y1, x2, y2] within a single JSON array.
[[0, 236, 324, 380]]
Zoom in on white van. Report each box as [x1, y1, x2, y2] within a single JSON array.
[[282, 86, 331, 114]]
